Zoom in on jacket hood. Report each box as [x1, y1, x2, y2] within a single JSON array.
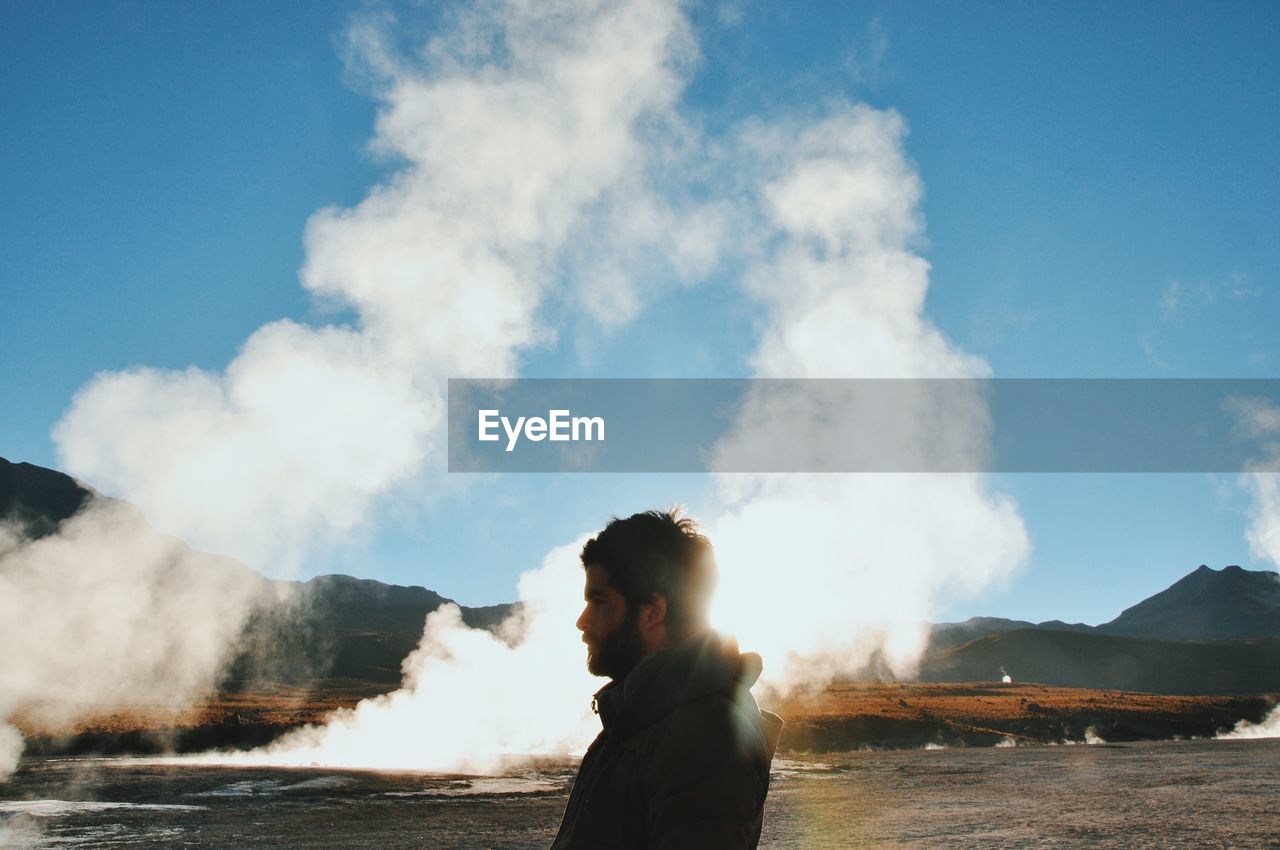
[[595, 630, 763, 738]]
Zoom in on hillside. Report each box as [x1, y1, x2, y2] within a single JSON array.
[[0, 457, 93, 538], [1097, 564, 1280, 640], [0, 456, 513, 694], [226, 574, 514, 690], [929, 616, 1095, 650], [921, 629, 1280, 695], [3, 455, 1278, 698]]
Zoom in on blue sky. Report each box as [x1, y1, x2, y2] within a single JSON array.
[[2, 1, 1277, 626]]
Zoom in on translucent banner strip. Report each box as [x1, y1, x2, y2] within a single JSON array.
[[447, 379, 1280, 473]]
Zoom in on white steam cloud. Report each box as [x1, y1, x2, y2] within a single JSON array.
[[1219, 708, 1280, 740], [0, 722, 21, 781], [1225, 397, 1280, 568], [184, 541, 597, 772], [226, 3, 1027, 770], [11, 0, 712, 778], [0, 500, 261, 780], [1214, 397, 1280, 743], [53, 0, 704, 572], [12, 0, 1032, 778], [1244, 472, 1280, 567], [708, 107, 1027, 693]]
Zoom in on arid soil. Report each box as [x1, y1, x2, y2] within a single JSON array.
[[11, 684, 384, 756], [11, 682, 1275, 757], [770, 682, 1275, 749]]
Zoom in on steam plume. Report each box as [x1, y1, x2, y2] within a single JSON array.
[[185, 541, 598, 771], [227, 6, 1027, 770], [1218, 397, 1280, 740], [10, 0, 709, 778], [0, 721, 21, 780], [1220, 709, 1280, 740], [1229, 396, 1280, 568], [9, 0, 1033, 778], [0, 501, 261, 780], [53, 0, 704, 572], [708, 107, 1027, 693]]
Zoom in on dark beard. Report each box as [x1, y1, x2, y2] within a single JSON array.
[[587, 610, 645, 680]]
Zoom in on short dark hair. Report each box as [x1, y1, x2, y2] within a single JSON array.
[[580, 508, 717, 640]]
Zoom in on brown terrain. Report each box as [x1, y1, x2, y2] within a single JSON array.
[[770, 681, 1274, 750], [13, 681, 1275, 758]]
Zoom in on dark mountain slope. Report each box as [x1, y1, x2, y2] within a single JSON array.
[[0, 456, 94, 538], [930, 616, 1096, 650], [1097, 564, 1280, 640], [5, 455, 1279, 696], [921, 628, 1280, 695], [1, 456, 513, 691]]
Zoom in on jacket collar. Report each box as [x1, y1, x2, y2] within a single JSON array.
[[592, 630, 762, 738]]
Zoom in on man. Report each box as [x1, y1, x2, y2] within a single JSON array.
[[551, 509, 783, 850]]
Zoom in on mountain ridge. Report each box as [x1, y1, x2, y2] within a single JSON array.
[[4, 456, 1279, 695], [1096, 563, 1280, 640]]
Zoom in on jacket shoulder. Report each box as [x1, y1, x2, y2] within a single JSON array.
[[634, 693, 775, 849]]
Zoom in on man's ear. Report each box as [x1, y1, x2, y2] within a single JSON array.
[[640, 593, 668, 630]]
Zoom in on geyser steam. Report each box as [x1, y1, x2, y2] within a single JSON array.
[[211, 3, 1027, 770], [1219, 396, 1280, 741], [10, 0, 711, 778], [52, 0, 704, 573], [706, 106, 1028, 694], [186, 541, 599, 772], [0, 501, 261, 780], [6, 0, 1034, 778]]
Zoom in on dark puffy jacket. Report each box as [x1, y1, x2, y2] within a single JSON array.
[[551, 631, 783, 850]]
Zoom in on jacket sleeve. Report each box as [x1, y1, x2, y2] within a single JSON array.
[[643, 697, 770, 850]]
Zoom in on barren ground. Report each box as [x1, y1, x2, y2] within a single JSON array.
[[12, 681, 1274, 756]]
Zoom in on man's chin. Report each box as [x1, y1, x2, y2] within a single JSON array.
[[585, 649, 617, 678]]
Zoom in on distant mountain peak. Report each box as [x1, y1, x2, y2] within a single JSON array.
[[0, 456, 95, 538], [1098, 563, 1280, 641]]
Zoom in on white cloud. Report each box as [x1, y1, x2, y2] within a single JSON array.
[[1160, 273, 1260, 319], [708, 103, 1027, 693], [27, 0, 1032, 776], [245, 58, 1032, 772], [56, 326, 435, 570], [21, 0, 719, 778], [53, 0, 707, 574], [1224, 396, 1280, 568], [844, 17, 890, 88], [1147, 272, 1263, 367]]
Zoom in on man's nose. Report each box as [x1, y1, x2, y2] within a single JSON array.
[[575, 606, 588, 633]]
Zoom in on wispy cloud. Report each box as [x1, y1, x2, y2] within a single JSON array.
[[1144, 270, 1262, 367], [967, 307, 1042, 352], [844, 16, 891, 89], [1160, 271, 1260, 319]]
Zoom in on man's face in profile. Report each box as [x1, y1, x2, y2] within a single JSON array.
[[576, 563, 644, 680]]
